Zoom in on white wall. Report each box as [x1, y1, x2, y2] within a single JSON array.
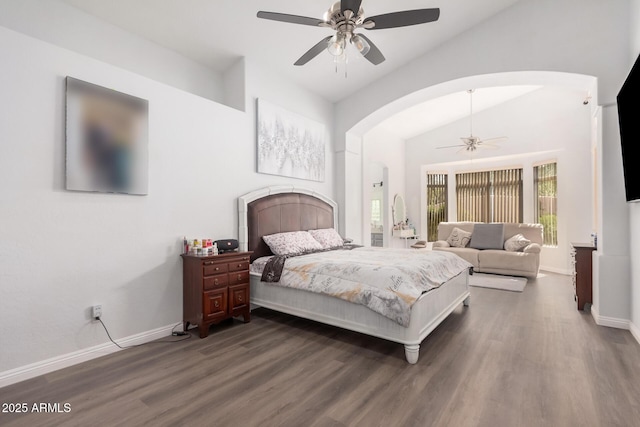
[[334, 0, 631, 323], [362, 129, 406, 248], [0, 22, 334, 381], [404, 87, 593, 273], [627, 0, 640, 342], [0, 0, 225, 104]]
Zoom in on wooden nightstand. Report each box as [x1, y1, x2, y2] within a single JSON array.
[[181, 251, 252, 338], [570, 243, 595, 311]]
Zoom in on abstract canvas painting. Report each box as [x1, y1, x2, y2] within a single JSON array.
[[65, 77, 149, 195], [257, 99, 325, 182]]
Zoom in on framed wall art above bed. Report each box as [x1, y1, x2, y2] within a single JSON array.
[[256, 99, 326, 182]]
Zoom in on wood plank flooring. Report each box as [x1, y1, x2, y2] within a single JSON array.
[[1, 272, 640, 426]]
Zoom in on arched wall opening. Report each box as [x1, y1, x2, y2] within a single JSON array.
[[344, 71, 598, 272]]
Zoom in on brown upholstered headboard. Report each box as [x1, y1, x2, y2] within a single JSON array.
[[246, 192, 335, 262]]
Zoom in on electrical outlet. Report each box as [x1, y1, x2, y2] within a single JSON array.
[[92, 305, 102, 320]]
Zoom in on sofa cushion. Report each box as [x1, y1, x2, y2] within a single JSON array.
[[504, 233, 531, 252], [470, 223, 504, 250], [478, 250, 538, 275], [446, 227, 472, 248]]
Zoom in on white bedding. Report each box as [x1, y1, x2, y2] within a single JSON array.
[[251, 247, 472, 327]]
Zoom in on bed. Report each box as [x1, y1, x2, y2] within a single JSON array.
[[238, 185, 470, 364]]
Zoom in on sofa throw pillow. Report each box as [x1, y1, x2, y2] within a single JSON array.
[[262, 231, 323, 256], [504, 233, 531, 252], [446, 227, 472, 248], [469, 223, 505, 250], [308, 228, 344, 249]]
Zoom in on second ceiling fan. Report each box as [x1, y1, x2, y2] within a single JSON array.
[[257, 0, 440, 66], [437, 89, 508, 154]]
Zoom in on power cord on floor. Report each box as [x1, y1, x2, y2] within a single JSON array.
[[97, 318, 191, 349]]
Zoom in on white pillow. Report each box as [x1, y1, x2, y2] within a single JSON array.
[[262, 231, 323, 256], [446, 227, 472, 248], [308, 228, 344, 249], [504, 234, 531, 252]]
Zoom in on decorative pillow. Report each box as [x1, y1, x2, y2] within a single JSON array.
[[308, 228, 344, 249], [504, 234, 532, 252], [469, 223, 505, 250], [446, 227, 472, 248], [262, 231, 323, 256]]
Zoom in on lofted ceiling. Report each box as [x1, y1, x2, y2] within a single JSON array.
[[59, 0, 523, 103], [376, 85, 542, 140]]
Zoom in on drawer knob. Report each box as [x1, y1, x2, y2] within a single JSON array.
[[214, 279, 219, 285], [238, 264, 242, 267], [214, 301, 220, 308], [238, 296, 243, 302], [215, 267, 220, 271], [238, 274, 242, 280]]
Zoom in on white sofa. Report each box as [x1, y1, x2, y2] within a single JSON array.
[[433, 222, 543, 278]]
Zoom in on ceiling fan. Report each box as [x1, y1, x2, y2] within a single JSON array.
[[437, 89, 508, 154], [257, 0, 440, 66]]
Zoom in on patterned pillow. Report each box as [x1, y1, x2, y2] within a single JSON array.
[[308, 228, 344, 249], [446, 227, 472, 248], [504, 233, 531, 252], [262, 231, 323, 256]]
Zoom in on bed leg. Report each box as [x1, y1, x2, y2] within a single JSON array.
[[463, 295, 471, 306], [404, 344, 420, 364]]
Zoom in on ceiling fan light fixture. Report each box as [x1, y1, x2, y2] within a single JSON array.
[[351, 33, 370, 56], [327, 33, 346, 56]]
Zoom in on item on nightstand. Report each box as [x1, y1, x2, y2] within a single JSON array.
[[213, 242, 219, 256], [214, 239, 239, 253]]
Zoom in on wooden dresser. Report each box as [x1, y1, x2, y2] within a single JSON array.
[[181, 251, 252, 338], [570, 243, 595, 311]]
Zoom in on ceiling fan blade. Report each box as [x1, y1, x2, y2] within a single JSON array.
[[478, 143, 500, 150], [437, 144, 467, 149], [257, 11, 325, 27], [294, 36, 333, 66], [341, 0, 363, 14], [356, 34, 385, 65], [363, 8, 440, 30], [479, 137, 508, 144]]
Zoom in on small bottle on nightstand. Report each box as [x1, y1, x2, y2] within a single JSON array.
[[213, 242, 219, 255]]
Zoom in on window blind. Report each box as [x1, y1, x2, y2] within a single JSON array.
[[426, 173, 448, 241]]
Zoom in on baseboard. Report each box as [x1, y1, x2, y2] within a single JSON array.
[[630, 322, 640, 346], [0, 323, 178, 389], [590, 305, 630, 329]]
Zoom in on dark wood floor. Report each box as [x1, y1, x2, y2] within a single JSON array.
[[2, 272, 640, 426]]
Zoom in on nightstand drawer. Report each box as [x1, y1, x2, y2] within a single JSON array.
[[204, 274, 228, 290], [229, 271, 250, 285], [203, 288, 228, 320], [228, 261, 250, 272], [229, 284, 249, 315], [203, 263, 228, 276]]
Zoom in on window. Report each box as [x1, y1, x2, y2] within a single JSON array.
[[456, 168, 523, 223], [534, 162, 558, 246], [371, 199, 381, 222], [426, 173, 448, 241]]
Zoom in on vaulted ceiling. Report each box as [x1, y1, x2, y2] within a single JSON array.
[[60, 0, 523, 103]]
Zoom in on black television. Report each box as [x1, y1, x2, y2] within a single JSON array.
[[617, 53, 640, 202]]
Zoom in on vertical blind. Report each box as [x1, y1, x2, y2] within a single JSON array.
[[534, 162, 558, 246], [456, 168, 523, 223], [426, 173, 448, 241]]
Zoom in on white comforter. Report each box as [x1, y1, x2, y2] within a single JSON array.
[[252, 247, 472, 327]]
